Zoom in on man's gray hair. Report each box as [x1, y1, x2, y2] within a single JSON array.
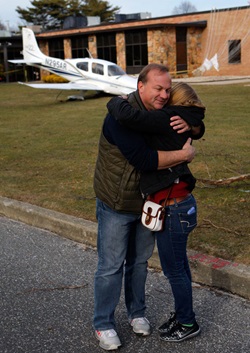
[[138, 63, 170, 84]]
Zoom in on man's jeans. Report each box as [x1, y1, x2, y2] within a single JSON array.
[[156, 194, 197, 324], [94, 198, 155, 330]]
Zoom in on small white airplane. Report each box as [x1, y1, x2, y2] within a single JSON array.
[[9, 27, 137, 97]]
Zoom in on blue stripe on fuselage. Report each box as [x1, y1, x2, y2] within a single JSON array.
[[40, 64, 82, 78]]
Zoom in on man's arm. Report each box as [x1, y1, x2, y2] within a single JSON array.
[[104, 114, 195, 172], [158, 138, 195, 169]]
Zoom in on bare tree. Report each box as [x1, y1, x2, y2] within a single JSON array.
[[172, 1, 197, 15], [0, 21, 7, 30]]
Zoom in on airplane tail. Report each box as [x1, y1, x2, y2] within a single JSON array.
[[20, 27, 83, 82], [22, 27, 44, 63]]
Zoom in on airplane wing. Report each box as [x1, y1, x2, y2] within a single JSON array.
[[18, 81, 103, 91]]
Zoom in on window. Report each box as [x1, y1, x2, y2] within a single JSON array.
[[92, 63, 104, 75], [228, 40, 241, 64], [48, 39, 64, 59], [1, 40, 25, 82], [97, 33, 116, 62], [125, 30, 148, 74], [176, 27, 187, 73], [76, 62, 88, 71], [71, 36, 89, 58]]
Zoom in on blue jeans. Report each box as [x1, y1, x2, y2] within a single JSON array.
[[156, 194, 197, 324], [94, 198, 155, 330]]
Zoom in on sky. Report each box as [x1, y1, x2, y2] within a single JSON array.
[[0, 0, 249, 29]]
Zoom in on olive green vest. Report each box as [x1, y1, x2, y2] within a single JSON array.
[[93, 91, 145, 214], [93, 131, 143, 213]]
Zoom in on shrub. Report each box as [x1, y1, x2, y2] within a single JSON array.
[[43, 74, 69, 83]]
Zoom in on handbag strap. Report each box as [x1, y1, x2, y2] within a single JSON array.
[[162, 185, 174, 207], [145, 184, 174, 206]]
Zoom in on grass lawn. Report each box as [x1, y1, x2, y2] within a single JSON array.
[[0, 83, 249, 264]]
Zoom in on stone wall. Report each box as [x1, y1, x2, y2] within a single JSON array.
[[38, 40, 50, 79], [187, 27, 203, 76], [88, 35, 97, 58], [116, 32, 126, 70], [64, 38, 72, 59]]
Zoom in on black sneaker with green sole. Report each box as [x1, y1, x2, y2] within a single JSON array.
[[160, 320, 201, 342]]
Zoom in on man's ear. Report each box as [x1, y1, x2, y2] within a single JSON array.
[[138, 81, 144, 92]]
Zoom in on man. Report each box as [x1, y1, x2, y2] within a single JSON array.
[[93, 64, 201, 351]]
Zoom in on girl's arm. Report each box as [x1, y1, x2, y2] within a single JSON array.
[[170, 116, 205, 140], [107, 96, 205, 138], [107, 96, 175, 134]]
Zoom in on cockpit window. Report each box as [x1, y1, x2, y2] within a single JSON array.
[[108, 65, 125, 76], [92, 63, 104, 75], [76, 62, 88, 71]]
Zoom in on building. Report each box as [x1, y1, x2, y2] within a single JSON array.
[[1, 6, 250, 82]]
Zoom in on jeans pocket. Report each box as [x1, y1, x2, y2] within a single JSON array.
[[178, 211, 197, 235]]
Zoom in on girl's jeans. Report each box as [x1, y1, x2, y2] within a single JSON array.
[[156, 194, 197, 324]]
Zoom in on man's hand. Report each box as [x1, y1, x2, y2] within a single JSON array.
[[157, 138, 195, 169], [182, 138, 195, 163], [170, 115, 191, 133]]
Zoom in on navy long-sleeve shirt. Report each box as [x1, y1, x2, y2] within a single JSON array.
[[103, 113, 159, 172]]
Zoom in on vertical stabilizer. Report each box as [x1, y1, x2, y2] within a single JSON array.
[[22, 27, 44, 63]]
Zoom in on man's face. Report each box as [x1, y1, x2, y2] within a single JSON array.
[[138, 69, 171, 111]]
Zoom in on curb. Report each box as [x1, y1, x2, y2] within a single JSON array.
[[1, 196, 249, 300]]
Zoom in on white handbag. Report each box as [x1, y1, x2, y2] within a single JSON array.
[[141, 200, 165, 231]]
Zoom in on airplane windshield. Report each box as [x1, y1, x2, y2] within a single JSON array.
[[108, 65, 126, 76]]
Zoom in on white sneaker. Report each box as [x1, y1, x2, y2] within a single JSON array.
[[129, 317, 151, 336], [95, 329, 122, 350]]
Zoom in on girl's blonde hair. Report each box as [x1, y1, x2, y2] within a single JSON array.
[[168, 82, 206, 109]]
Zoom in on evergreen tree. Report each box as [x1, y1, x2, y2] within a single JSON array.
[[82, 0, 119, 22], [16, 0, 120, 30]]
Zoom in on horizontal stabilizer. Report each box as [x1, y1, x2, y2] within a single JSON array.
[[9, 59, 26, 64], [9, 59, 43, 64]]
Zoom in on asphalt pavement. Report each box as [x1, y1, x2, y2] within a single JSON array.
[[1, 215, 250, 353], [1, 196, 250, 301]]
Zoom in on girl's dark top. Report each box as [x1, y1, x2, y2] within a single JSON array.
[[107, 96, 205, 198]]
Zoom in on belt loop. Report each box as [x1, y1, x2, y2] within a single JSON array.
[[174, 198, 178, 207]]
